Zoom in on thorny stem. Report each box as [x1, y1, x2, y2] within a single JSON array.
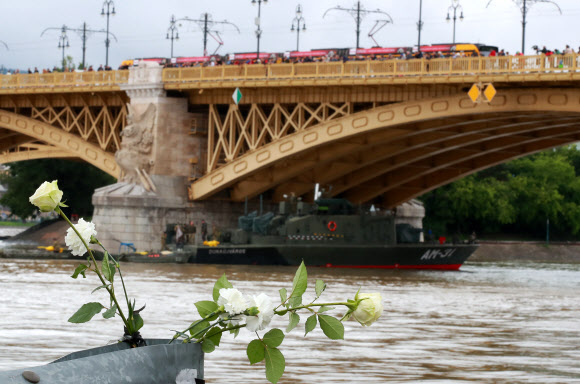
[[57, 207, 131, 332], [95, 238, 132, 320], [274, 301, 355, 315]]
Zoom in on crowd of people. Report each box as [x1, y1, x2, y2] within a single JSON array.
[[2, 44, 579, 75]]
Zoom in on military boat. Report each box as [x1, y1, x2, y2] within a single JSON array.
[[185, 199, 477, 270]]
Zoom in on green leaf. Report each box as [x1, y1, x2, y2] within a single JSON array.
[[265, 346, 285, 384], [132, 313, 144, 332], [277, 309, 288, 316], [318, 314, 344, 340], [68, 302, 104, 323], [291, 261, 308, 298], [195, 300, 219, 319], [315, 279, 326, 298], [190, 320, 210, 338], [286, 312, 300, 332], [279, 288, 287, 303], [101, 251, 114, 282], [288, 295, 302, 308], [91, 284, 110, 294], [102, 304, 117, 319], [318, 306, 334, 313], [305, 314, 317, 336], [247, 339, 265, 364], [206, 326, 223, 347], [201, 339, 215, 353], [263, 328, 285, 348], [71, 263, 88, 279], [232, 327, 240, 338], [212, 273, 233, 302]]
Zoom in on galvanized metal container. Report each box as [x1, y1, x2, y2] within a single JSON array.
[[0, 339, 204, 384]]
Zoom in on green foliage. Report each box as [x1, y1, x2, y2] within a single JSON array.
[[420, 146, 580, 239], [195, 301, 219, 319], [264, 347, 285, 384], [262, 329, 284, 348], [286, 312, 300, 332], [304, 315, 317, 336], [315, 279, 326, 298], [101, 252, 115, 283], [71, 263, 89, 279], [212, 273, 233, 302], [318, 314, 344, 340], [291, 261, 308, 297], [247, 339, 265, 364], [102, 304, 117, 319], [68, 302, 104, 323], [0, 159, 116, 219]]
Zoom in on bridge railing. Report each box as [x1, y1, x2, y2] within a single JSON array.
[[0, 71, 129, 90], [162, 54, 580, 84]]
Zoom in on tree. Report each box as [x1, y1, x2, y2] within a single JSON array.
[[420, 146, 580, 239], [0, 159, 116, 219]]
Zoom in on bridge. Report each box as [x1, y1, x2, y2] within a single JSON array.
[[2, 54, 580, 250]]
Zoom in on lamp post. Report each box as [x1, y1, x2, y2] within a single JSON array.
[[57, 26, 70, 72], [42, 24, 116, 70], [324, 1, 392, 51], [417, 0, 424, 53], [173, 15, 239, 57], [167, 15, 179, 58], [291, 5, 306, 51], [446, 0, 464, 44], [101, 0, 115, 67], [486, 0, 561, 55], [252, 0, 267, 61]]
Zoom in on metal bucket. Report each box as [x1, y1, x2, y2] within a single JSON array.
[[0, 339, 204, 384]]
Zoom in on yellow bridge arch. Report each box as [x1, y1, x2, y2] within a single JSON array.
[[0, 110, 120, 178], [191, 88, 580, 207]]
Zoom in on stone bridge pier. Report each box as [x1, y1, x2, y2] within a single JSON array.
[[91, 63, 269, 252]]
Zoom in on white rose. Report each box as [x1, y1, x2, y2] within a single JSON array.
[[29, 180, 63, 212], [64, 218, 97, 256], [245, 293, 274, 332], [352, 292, 383, 326], [217, 288, 248, 325]]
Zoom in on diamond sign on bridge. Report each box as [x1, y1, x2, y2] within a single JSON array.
[[468, 84, 481, 103], [467, 83, 496, 103], [232, 88, 242, 105]]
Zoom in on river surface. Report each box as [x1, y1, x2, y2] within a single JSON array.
[[0, 259, 580, 383]]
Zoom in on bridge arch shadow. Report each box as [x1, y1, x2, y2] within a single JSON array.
[[0, 110, 119, 178], [191, 89, 580, 207]]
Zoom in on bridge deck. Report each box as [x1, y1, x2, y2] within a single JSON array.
[[0, 54, 579, 93]]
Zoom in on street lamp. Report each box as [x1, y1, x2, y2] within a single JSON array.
[[324, 1, 392, 51], [291, 5, 306, 51], [251, 0, 267, 61], [417, 0, 424, 52], [487, 0, 561, 55], [101, 0, 116, 67], [57, 26, 70, 72], [166, 15, 180, 58], [446, 0, 464, 44]]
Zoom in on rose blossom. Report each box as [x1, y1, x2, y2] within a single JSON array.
[[245, 293, 274, 332], [29, 180, 63, 212], [352, 292, 383, 326], [64, 218, 97, 256], [218, 288, 248, 325]]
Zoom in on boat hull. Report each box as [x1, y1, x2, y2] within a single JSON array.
[[188, 244, 478, 270]]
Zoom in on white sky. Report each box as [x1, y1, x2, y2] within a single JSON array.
[[1, 0, 578, 70]]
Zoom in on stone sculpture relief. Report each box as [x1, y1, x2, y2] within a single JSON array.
[[115, 103, 156, 184]]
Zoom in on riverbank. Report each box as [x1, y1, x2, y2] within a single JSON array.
[[471, 241, 580, 263]]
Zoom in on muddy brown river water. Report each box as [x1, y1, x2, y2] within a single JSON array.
[[0, 259, 579, 383]]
